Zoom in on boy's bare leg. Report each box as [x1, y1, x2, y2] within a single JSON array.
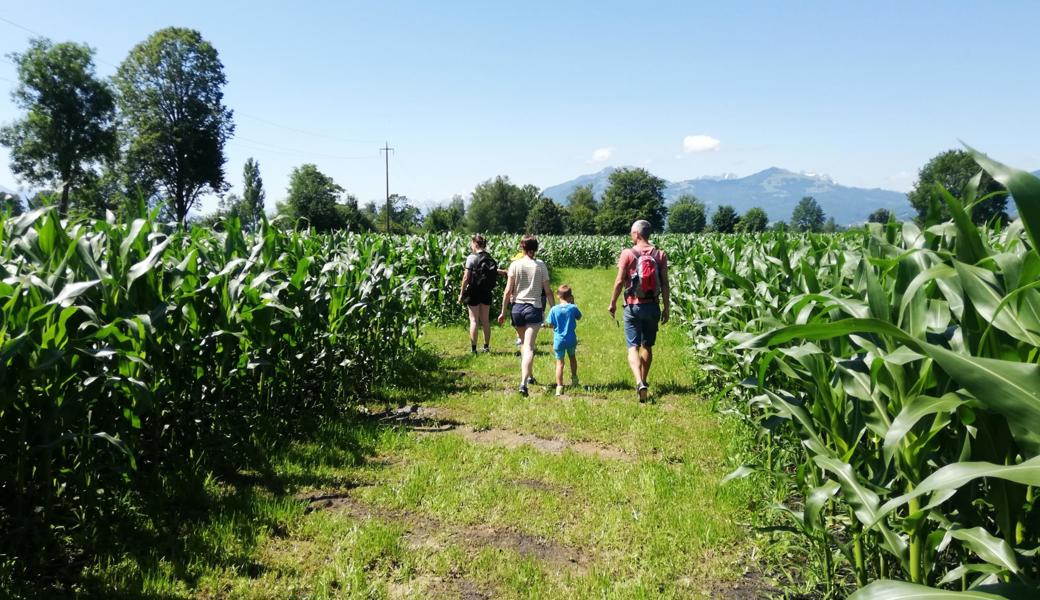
[[569, 353, 578, 380], [479, 304, 491, 347], [555, 359, 564, 387]]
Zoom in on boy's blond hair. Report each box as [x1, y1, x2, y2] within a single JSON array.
[[557, 284, 574, 302]]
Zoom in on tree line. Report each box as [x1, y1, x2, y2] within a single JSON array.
[[0, 30, 1010, 232]]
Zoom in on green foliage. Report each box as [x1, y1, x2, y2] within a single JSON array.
[[565, 185, 598, 234], [241, 158, 265, 232], [672, 152, 1040, 597], [709, 205, 739, 233], [282, 164, 371, 232], [0, 211, 463, 579], [424, 195, 466, 232], [667, 195, 707, 233], [908, 149, 1008, 225], [0, 38, 117, 216], [466, 176, 532, 233], [526, 197, 566, 234], [736, 206, 768, 233], [791, 196, 825, 232], [0, 192, 24, 216], [114, 28, 234, 225], [596, 168, 667, 234], [868, 208, 893, 224], [821, 216, 838, 233], [375, 194, 421, 234]]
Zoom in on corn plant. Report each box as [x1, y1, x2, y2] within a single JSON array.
[[673, 151, 1040, 597]]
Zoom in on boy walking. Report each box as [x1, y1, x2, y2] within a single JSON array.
[[547, 285, 582, 396]]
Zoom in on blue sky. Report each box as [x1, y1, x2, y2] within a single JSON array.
[[1, 1, 1038, 214]]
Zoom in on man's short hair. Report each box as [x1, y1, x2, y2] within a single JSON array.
[[631, 220, 652, 240]]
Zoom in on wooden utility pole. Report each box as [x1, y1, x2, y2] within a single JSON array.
[[379, 142, 394, 233]]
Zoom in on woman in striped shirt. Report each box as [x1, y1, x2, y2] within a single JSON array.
[[498, 235, 555, 396]]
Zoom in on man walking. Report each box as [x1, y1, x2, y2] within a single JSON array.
[[608, 220, 670, 402]]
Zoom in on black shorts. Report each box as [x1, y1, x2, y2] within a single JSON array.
[[510, 303, 544, 327], [465, 291, 493, 306]]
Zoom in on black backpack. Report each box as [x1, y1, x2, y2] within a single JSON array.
[[467, 252, 498, 296]]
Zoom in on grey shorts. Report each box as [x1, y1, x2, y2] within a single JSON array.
[[623, 303, 660, 348]]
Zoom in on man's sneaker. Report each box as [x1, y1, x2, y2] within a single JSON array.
[[555, 385, 564, 396], [637, 382, 649, 403], [519, 385, 529, 397], [526, 376, 538, 386]]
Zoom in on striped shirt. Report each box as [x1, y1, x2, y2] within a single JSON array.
[[508, 257, 550, 308]]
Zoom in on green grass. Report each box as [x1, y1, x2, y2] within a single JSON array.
[[77, 268, 763, 599]]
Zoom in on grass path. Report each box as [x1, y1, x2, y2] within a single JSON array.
[[105, 268, 760, 599]]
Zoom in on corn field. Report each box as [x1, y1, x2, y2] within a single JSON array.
[[0, 213, 460, 575], [3, 150, 1038, 598], [672, 151, 1040, 598]]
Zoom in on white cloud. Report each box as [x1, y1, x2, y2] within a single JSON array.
[[683, 134, 721, 153], [589, 147, 613, 163]]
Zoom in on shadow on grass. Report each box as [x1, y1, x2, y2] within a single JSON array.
[[50, 346, 459, 598]]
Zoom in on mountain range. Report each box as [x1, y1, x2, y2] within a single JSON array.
[[541, 166, 914, 225]]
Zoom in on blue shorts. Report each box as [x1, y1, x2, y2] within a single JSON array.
[[623, 303, 660, 348], [511, 303, 544, 327], [553, 340, 576, 360]]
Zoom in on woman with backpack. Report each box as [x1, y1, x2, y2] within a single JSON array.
[[459, 234, 499, 354], [498, 235, 555, 396]]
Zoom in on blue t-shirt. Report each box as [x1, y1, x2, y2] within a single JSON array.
[[548, 303, 582, 346]]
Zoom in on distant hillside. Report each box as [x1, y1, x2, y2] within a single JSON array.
[[542, 167, 912, 225]]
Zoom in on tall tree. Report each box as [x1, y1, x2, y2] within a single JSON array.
[[791, 196, 825, 232], [565, 184, 598, 234], [906, 149, 1008, 225], [466, 176, 531, 233], [376, 194, 422, 233], [709, 205, 739, 233], [284, 164, 343, 231], [1, 191, 24, 216], [0, 38, 117, 216], [736, 207, 769, 233], [868, 208, 893, 224], [242, 158, 265, 231], [114, 28, 234, 225], [526, 197, 566, 234], [596, 168, 667, 234], [667, 195, 707, 233], [424, 195, 466, 232]]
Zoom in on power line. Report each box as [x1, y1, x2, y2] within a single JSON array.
[[238, 112, 381, 145], [232, 135, 380, 161], [0, 15, 43, 37]]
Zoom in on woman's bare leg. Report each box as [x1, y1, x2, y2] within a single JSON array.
[[521, 325, 540, 384], [479, 304, 491, 347], [467, 305, 480, 349]]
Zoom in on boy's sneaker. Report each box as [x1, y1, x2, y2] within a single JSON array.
[[637, 382, 649, 403], [519, 384, 529, 397], [555, 385, 564, 396]]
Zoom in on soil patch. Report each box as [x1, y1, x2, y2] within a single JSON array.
[[379, 404, 635, 462], [302, 492, 590, 574]]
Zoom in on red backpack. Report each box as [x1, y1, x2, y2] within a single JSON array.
[[626, 247, 662, 301]]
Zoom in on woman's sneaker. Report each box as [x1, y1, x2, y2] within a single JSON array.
[[637, 382, 649, 403], [555, 385, 564, 396]]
